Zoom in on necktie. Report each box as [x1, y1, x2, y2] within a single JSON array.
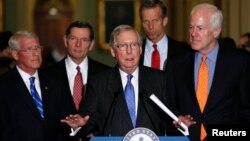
[[196, 56, 208, 140], [73, 66, 83, 110], [151, 44, 160, 69], [124, 74, 136, 127], [29, 77, 44, 119]]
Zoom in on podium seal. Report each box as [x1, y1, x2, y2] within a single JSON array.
[[123, 127, 159, 141]]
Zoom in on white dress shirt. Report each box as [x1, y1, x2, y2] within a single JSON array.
[[143, 35, 168, 70], [17, 66, 42, 99], [119, 67, 139, 116], [65, 55, 88, 96]]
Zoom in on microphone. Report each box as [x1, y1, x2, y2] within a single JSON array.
[[102, 89, 121, 136], [139, 90, 158, 134]]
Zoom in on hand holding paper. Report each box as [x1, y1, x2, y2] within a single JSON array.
[[149, 94, 189, 136]]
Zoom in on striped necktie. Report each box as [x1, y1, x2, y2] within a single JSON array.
[[29, 77, 44, 119]]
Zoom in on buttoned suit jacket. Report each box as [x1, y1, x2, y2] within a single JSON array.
[[166, 44, 250, 141], [139, 36, 190, 71], [78, 66, 176, 136], [0, 67, 73, 141]]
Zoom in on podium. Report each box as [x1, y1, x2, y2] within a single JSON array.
[[88, 136, 190, 141]]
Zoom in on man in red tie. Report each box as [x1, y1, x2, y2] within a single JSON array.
[[43, 21, 110, 111], [139, 0, 190, 71]]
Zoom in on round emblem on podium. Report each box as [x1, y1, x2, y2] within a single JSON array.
[[123, 127, 159, 141]]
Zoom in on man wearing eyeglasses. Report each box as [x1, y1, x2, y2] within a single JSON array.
[[61, 25, 177, 137], [0, 31, 73, 141]]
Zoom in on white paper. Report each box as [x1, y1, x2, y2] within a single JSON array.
[[149, 94, 189, 136]]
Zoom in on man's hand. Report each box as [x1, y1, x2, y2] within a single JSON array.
[[173, 115, 196, 128], [61, 114, 90, 128]]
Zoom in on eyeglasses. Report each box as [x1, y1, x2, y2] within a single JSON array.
[[114, 42, 141, 51], [67, 35, 91, 44], [17, 45, 43, 54]]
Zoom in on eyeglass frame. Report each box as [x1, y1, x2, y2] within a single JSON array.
[[16, 45, 43, 54], [114, 42, 141, 51]]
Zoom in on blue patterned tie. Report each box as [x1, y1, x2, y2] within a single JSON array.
[[124, 74, 136, 127], [29, 77, 44, 119]]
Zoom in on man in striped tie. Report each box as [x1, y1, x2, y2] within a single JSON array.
[[0, 31, 73, 141]]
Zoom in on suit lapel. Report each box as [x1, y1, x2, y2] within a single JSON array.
[[204, 46, 226, 112], [182, 52, 200, 108], [112, 67, 134, 128]]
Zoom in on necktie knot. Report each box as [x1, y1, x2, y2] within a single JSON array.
[[29, 76, 35, 84], [76, 66, 81, 72], [153, 44, 157, 49], [127, 74, 133, 82], [202, 56, 207, 62]]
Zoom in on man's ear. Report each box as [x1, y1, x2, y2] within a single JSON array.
[[11, 50, 18, 61], [63, 35, 68, 48], [163, 17, 168, 26], [89, 40, 95, 51], [213, 27, 222, 38], [110, 47, 116, 58]]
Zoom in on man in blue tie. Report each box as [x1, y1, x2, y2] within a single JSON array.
[[61, 25, 178, 138], [0, 31, 73, 141]]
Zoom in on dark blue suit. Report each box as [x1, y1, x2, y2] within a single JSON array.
[[0, 67, 73, 141]]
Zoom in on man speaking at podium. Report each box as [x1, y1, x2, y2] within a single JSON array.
[[61, 25, 177, 138]]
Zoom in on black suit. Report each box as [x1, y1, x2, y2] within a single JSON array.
[[43, 57, 111, 112], [166, 44, 250, 141], [139, 36, 190, 71], [0, 67, 73, 141], [78, 66, 176, 136]]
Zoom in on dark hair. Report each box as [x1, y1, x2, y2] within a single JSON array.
[[65, 20, 94, 40], [240, 32, 250, 39], [139, 0, 167, 18], [0, 31, 13, 51]]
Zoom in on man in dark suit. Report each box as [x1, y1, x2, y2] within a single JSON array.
[[167, 3, 250, 141], [61, 25, 176, 137], [0, 31, 73, 141], [139, 0, 190, 71], [43, 21, 110, 112]]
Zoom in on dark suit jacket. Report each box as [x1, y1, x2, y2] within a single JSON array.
[[78, 66, 176, 136], [139, 36, 190, 71], [42, 57, 111, 113], [0, 67, 73, 141], [166, 44, 250, 141]]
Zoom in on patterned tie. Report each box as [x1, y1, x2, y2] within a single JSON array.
[[196, 56, 208, 140], [29, 77, 44, 119], [124, 74, 136, 127], [73, 66, 83, 110], [151, 44, 160, 69]]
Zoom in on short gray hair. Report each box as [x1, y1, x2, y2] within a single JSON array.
[[190, 3, 223, 29], [8, 31, 39, 50], [109, 25, 142, 47]]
